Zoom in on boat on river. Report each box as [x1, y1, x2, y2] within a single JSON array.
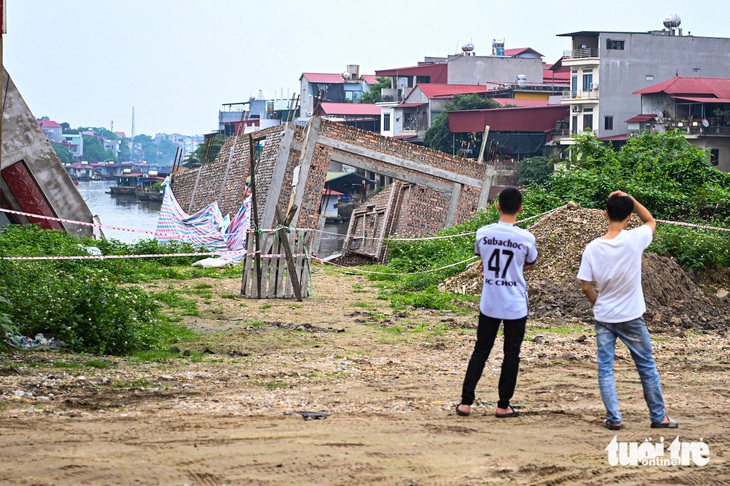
[[135, 175, 165, 202], [108, 171, 142, 196]]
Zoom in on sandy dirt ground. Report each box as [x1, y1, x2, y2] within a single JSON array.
[[0, 266, 728, 485]]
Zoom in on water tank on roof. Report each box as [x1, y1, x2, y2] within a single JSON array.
[[516, 74, 527, 88], [663, 14, 681, 29]]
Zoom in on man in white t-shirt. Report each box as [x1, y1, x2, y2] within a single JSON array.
[[455, 187, 538, 418], [577, 190, 677, 430]]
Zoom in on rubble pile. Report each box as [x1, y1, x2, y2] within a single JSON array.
[[441, 203, 728, 331]]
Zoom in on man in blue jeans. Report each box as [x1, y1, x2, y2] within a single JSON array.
[[578, 190, 677, 430]]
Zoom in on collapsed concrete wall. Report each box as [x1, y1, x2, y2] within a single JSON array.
[[170, 117, 510, 257], [0, 68, 93, 238]]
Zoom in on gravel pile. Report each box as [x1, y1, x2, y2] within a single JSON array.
[[442, 203, 728, 332]]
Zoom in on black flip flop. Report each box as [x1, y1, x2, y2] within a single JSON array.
[[495, 405, 519, 418], [651, 417, 678, 428], [455, 403, 470, 416]]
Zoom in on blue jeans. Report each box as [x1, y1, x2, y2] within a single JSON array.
[[595, 317, 666, 424]]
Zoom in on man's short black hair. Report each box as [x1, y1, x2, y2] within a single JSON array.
[[498, 187, 522, 215], [606, 193, 634, 222]]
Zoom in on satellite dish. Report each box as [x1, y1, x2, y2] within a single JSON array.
[[702, 119, 709, 127]]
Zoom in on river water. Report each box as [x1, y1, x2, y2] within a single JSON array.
[[75, 180, 348, 257]]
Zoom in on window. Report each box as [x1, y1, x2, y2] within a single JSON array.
[[383, 113, 391, 132], [582, 69, 593, 92], [604, 116, 614, 130], [416, 76, 430, 84], [583, 114, 594, 132], [606, 39, 625, 50], [571, 71, 578, 97], [710, 148, 720, 166], [571, 115, 578, 135]]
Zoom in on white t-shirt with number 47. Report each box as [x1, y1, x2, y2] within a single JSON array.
[[475, 221, 538, 320]]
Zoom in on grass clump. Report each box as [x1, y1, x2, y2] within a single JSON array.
[[0, 225, 204, 355]]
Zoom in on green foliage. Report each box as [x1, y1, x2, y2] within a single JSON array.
[[376, 130, 730, 298], [0, 225, 201, 355], [82, 135, 117, 162], [52, 143, 74, 165], [517, 156, 554, 186], [0, 296, 18, 350], [650, 225, 730, 269], [389, 286, 476, 312], [183, 134, 227, 168], [361, 76, 392, 104], [424, 94, 500, 154]]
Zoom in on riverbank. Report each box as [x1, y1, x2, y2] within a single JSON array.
[[0, 265, 727, 484]]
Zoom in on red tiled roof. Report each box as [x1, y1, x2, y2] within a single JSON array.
[[491, 98, 550, 107], [448, 105, 569, 133], [300, 73, 344, 83], [633, 76, 730, 98], [375, 63, 448, 83], [503, 47, 544, 58], [417, 83, 487, 99], [543, 68, 571, 83], [625, 114, 657, 123], [301, 72, 375, 84], [598, 135, 629, 141], [38, 120, 61, 128], [318, 102, 381, 116], [673, 96, 730, 104], [362, 75, 378, 85], [394, 102, 428, 109]]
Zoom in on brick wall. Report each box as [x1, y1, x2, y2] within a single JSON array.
[[170, 118, 503, 251]]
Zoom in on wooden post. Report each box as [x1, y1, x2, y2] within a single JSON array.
[[249, 134, 262, 297], [477, 125, 491, 162], [276, 204, 303, 301]]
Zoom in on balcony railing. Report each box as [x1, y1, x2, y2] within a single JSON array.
[[561, 90, 599, 100], [563, 48, 599, 59], [665, 123, 730, 136]]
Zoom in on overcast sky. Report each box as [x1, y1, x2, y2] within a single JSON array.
[[4, 0, 728, 137]]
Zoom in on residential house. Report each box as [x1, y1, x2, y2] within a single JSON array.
[[37, 119, 62, 143], [448, 104, 570, 160], [631, 76, 730, 172], [60, 132, 83, 161], [103, 137, 121, 159], [374, 60, 449, 102], [380, 84, 488, 142], [64, 161, 99, 181], [316, 102, 382, 133], [299, 65, 376, 119], [557, 16, 730, 142], [219, 93, 299, 136]]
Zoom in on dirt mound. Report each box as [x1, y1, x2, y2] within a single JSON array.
[[442, 204, 729, 331]]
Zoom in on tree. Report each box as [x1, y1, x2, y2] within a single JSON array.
[[517, 156, 554, 186], [548, 130, 730, 222], [82, 135, 116, 162], [182, 134, 227, 168], [51, 142, 73, 165], [118, 141, 131, 162], [424, 94, 500, 155], [361, 76, 392, 104]]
